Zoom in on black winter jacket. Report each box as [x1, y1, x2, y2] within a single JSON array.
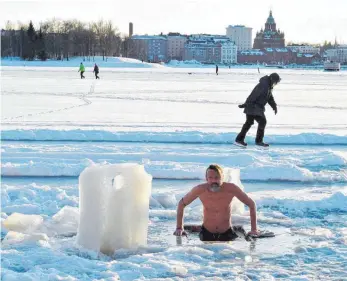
[[239, 75, 277, 117]]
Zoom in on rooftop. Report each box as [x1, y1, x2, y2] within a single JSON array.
[[131, 35, 167, 40]]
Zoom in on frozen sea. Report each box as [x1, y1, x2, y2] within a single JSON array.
[[1, 64, 347, 281]]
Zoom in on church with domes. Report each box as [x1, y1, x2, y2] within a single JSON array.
[[253, 11, 285, 49]]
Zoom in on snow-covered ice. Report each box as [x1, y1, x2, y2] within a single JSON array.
[[1, 62, 347, 280]]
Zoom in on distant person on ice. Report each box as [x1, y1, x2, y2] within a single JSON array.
[[78, 62, 85, 79], [93, 63, 100, 79], [216, 65, 219, 75], [235, 73, 281, 148], [173, 164, 259, 241]]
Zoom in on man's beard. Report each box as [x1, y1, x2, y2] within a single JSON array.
[[209, 183, 221, 192]]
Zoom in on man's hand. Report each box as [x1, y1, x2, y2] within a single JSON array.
[[247, 230, 261, 237], [173, 228, 187, 236], [274, 107, 278, 115]]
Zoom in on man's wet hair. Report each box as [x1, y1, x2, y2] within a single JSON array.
[[206, 164, 224, 178]]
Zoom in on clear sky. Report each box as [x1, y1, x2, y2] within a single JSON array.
[[1, 0, 346, 44]]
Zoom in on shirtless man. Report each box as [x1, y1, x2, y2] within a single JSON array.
[[173, 164, 260, 241]]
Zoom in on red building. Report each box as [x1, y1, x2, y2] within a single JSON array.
[[253, 11, 285, 49], [238, 48, 295, 64], [296, 53, 322, 65]]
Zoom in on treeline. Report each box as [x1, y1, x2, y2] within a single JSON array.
[[1, 19, 130, 61]]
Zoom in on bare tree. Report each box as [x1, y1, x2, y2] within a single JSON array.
[[91, 19, 122, 60], [1, 18, 123, 60]]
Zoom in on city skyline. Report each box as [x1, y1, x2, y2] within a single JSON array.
[[1, 0, 347, 44]]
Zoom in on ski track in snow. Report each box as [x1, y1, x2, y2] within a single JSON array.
[[3, 91, 347, 111], [3, 81, 95, 121]]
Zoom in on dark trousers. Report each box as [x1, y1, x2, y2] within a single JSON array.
[[236, 114, 267, 143], [95, 72, 99, 79], [80, 71, 85, 79]]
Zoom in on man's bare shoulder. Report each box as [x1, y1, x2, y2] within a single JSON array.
[[222, 182, 240, 193], [184, 183, 206, 200], [194, 183, 208, 193]]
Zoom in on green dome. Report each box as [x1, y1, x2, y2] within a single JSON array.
[[266, 11, 275, 24]]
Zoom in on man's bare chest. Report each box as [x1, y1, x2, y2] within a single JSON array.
[[199, 192, 234, 209]]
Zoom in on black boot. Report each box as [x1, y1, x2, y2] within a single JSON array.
[[256, 142, 269, 147], [236, 117, 255, 147], [235, 122, 253, 147], [234, 139, 247, 147], [255, 128, 269, 147]]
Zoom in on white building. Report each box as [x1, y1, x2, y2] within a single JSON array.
[[326, 47, 347, 63], [183, 35, 236, 64], [167, 35, 187, 61], [221, 41, 237, 64], [287, 45, 320, 54], [226, 25, 252, 51]]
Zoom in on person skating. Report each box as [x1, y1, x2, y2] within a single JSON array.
[[235, 73, 281, 148], [93, 63, 100, 79], [78, 62, 85, 79]]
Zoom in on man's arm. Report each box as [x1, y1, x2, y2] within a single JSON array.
[[174, 185, 203, 235], [230, 184, 258, 233], [268, 93, 277, 114]]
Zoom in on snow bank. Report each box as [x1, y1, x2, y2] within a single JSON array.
[[2, 130, 346, 144], [1, 56, 164, 68], [2, 158, 346, 183]]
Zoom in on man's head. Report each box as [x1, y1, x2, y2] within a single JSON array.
[[269, 73, 281, 86], [205, 164, 224, 191]]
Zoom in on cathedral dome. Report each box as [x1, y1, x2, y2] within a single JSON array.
[[266, 10, 275, 24]]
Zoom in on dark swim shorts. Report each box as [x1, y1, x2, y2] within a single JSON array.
[[199, 225, 245, 241]]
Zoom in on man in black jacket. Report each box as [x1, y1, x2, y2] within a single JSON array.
[[93, 63, 100, 79], [235, 73, 281, 148]]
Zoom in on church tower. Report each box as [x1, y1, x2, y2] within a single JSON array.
[[265, 10, 276, 31], [253, 10, 285, 49]]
